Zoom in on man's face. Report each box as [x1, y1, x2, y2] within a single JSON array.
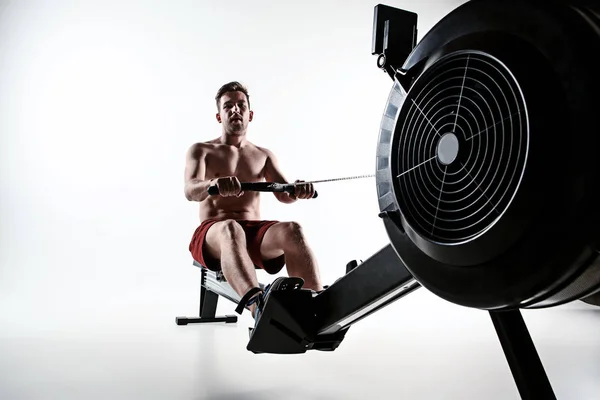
[[216, 91, 253, 134]]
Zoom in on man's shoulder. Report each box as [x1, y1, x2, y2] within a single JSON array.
[[253, 143, 275, 158], [187, 140, 219, 155]]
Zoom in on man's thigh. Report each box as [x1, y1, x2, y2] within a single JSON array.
[[203, 220, 288, 261]]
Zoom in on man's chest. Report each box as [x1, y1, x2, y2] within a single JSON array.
[[206, 150, 266, 180]]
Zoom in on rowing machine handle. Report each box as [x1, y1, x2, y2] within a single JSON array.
[[207, 182, 318, 198]]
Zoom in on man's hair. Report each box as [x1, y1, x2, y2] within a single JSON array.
[[215, 81, 250, 110]]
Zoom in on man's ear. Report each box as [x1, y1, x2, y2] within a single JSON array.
[[249, 110, 254, 122], [216, 113, 222, 123]]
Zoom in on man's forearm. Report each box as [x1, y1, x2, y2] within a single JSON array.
[[271, 181, 297, 204], [276, 191, 297, 204], [185, 178, 214, 202]]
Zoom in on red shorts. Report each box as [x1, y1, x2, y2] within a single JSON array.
[[189, 219, 286, 275]]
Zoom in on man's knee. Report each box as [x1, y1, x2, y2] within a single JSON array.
[[280, 221, 306, 245], [219, 219, 245, 239], [203, 220, 246, 260]]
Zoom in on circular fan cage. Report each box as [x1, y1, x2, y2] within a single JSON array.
[[375, 0, 600, 310], [393, 50, 527, 245]]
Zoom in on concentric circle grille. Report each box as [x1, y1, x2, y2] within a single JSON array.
[[393, 51, 528, 244]]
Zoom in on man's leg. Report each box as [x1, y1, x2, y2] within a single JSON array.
[[260, 221, 324, 292], [203, 220, 261, 316]]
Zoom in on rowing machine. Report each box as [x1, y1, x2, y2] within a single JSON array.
[[215, 3, 600, 400]]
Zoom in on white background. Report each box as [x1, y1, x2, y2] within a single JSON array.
[[1, 1, 599, 399]]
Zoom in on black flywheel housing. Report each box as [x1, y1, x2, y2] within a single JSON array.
[[375, 0, 600, 310]]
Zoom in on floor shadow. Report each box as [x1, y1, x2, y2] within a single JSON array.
[[201, 388, 334, 400], [200, 390, 273, 400]]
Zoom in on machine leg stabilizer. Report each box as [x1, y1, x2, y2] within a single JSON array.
[[175, 262, 243, 325]]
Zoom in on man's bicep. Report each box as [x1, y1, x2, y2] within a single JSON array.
[[264, 150, 289, 183], [184, 145, 206, 183]]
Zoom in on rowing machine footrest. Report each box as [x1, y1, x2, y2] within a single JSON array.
[[246, 283, 349, 354]]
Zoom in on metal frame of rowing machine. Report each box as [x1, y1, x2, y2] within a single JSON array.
[[175, 260, 265, 325], [313, 242, 421, 336]]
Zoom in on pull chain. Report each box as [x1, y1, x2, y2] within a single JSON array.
[[302, 174, 376, 185]]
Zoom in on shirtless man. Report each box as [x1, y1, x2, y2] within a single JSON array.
[[184, 81, 323, 320]]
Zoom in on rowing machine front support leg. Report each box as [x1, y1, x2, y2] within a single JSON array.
[[489, 310, 556, 399]]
